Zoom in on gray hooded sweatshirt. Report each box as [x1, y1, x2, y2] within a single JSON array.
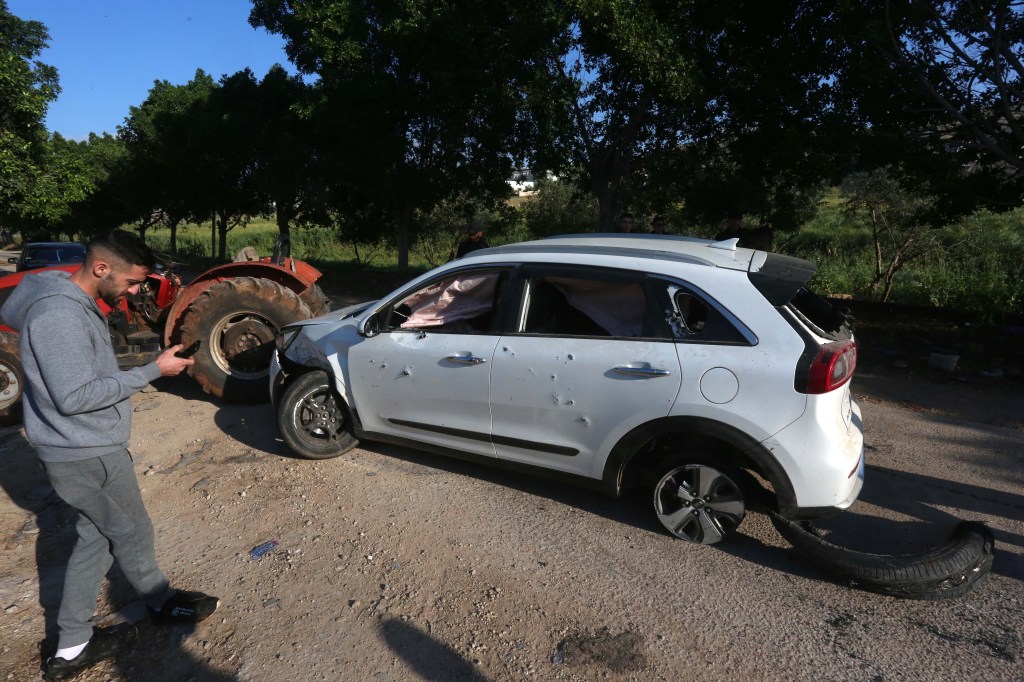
[[0, 270, 161, 462]]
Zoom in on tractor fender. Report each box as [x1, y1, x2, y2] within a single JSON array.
[[163, 258, 323, 346]]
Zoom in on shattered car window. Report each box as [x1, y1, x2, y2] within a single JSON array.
[[786, 287, 853, 341], [523, 276, 646, 337], [667, 285, 750, 344], [388, 271, 502, 333]]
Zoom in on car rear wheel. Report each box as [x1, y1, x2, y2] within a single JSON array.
[[278, 370, 358, 460], [652, 459, 746, 544]]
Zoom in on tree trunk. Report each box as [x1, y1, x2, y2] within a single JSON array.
[[217, 212, 228, 260], [170, 222, 178, 254], [276, 202, 291, 240], [597, 193, 618, 231], [396, 207, 410, 272], [591, 164, 618, 231]]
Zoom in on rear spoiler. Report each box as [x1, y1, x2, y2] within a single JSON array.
[[747, 253, 817, 306]]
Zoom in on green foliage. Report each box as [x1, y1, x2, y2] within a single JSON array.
[[886, 0, 1024, 177], [0, 1, 61, 226], [251, 0, 562, 269], [116, 70, 218, 239], [837, 167, 958, 301], [410, 193, 521, 267], [784, 193, 1024, 314], [520, 177, 598, 236]]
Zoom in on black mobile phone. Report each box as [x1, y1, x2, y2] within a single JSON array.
[[175, 340, 201, 358]]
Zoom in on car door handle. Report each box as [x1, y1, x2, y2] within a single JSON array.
[[447, 354, 488, 365], [614, 366, 671, 377]]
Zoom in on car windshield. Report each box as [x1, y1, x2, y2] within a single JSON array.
[[23, 244, 85, 263]]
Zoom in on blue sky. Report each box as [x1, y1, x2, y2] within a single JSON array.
[[9, 0, 296, 140]]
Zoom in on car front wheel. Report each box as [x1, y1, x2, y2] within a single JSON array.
[[652, 459, 746, 544], [278, 370, 358, 459]]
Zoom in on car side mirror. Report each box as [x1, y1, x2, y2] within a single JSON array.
[[7, 257, 17, 264], [360, 313, 381, 338]]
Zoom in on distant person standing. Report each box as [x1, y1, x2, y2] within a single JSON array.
[[456, 222, 489, 258], [616, 213, 636, 233], [741, 226, 774, 251], [1, 230, 220, 681], [715, 210, 744, 241], [651, 216, 668, 235]]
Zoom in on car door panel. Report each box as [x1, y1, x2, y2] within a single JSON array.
[[349, 332, 500, 457], [489, 338, 681, 477], [487, 266, 681, 478], [346, 266, 513, 459]]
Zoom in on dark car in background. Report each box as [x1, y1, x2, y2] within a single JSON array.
[[9, 242, 86, 272]]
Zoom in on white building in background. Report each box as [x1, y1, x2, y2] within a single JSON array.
[[507, 169, 558, 195]]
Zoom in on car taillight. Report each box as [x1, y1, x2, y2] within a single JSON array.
[[802, 340, 856, 394]]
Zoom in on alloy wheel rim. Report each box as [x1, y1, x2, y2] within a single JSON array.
[[654, 464, 745, 544]]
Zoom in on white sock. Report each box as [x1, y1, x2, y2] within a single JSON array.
[[55, 641, 88, 660]]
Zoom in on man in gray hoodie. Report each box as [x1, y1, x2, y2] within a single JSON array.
[[2, 230, 219, 680]]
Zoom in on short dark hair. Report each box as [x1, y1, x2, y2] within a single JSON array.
[[87, 230, 156, 271]]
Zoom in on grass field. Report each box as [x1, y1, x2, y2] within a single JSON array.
[[139, 195, 1024, 315]]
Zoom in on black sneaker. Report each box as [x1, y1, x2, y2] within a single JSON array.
[[149, 590, 220, 625], [42, 625, 136, 681]]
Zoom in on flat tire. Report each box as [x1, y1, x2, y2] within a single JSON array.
[[769, 511, 995, 600]]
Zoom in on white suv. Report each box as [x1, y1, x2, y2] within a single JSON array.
[[270, 234, 864, 544]]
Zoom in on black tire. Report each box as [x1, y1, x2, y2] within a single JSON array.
[[180, 277, 313, 403], [277, 370, 358, 459], [769, 511, 995, 600], [0, 334, 24, 425], [300, 283, 331, 318], [651, 457, 747, 544]]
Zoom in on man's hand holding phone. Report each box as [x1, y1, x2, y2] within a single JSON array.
[[156, 341, 199, 376]]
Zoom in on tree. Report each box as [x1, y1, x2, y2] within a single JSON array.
[[253, 65, 327, 239], [524, 2, 700, 229], [56, 133, 130, 238], [841, 167, 965, 301], [13, 134, 93, 239], [251, 0, 560, 270], [521, 176, 598, 237], [0, 1, 59, 227], [884, 0, 1024, 177], [118, 71, 217, 250], [188, 69, 264, 259]]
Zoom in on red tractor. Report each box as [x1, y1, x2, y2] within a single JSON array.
[[0, 239, 330, 423]]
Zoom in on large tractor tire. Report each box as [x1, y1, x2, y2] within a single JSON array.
[[179, 277, 313, 403], [0, 333, 23, 425]]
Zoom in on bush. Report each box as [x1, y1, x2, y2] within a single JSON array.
[[783, 198, 1024, 313]]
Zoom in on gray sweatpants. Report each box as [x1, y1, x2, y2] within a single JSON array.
[[43, 449, 172, 649]]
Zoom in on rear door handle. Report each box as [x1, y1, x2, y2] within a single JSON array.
[[447, 354, 488, 365], [613, 366, 671, 377]]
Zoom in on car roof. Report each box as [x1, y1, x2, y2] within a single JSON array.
[[23, 241, 85, 249], [457, 233, 820, 305], [462, 233, 760, 272]]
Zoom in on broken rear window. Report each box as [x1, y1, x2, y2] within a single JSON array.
[[787, 287, 852, 340]]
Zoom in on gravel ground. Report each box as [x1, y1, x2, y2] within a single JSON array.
[[0, 312, 1021, 681]]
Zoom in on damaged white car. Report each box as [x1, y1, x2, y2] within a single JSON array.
[[270, 234, 864, 545]]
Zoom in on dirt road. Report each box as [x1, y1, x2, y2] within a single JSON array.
[[0, 343, 1021, 680]]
